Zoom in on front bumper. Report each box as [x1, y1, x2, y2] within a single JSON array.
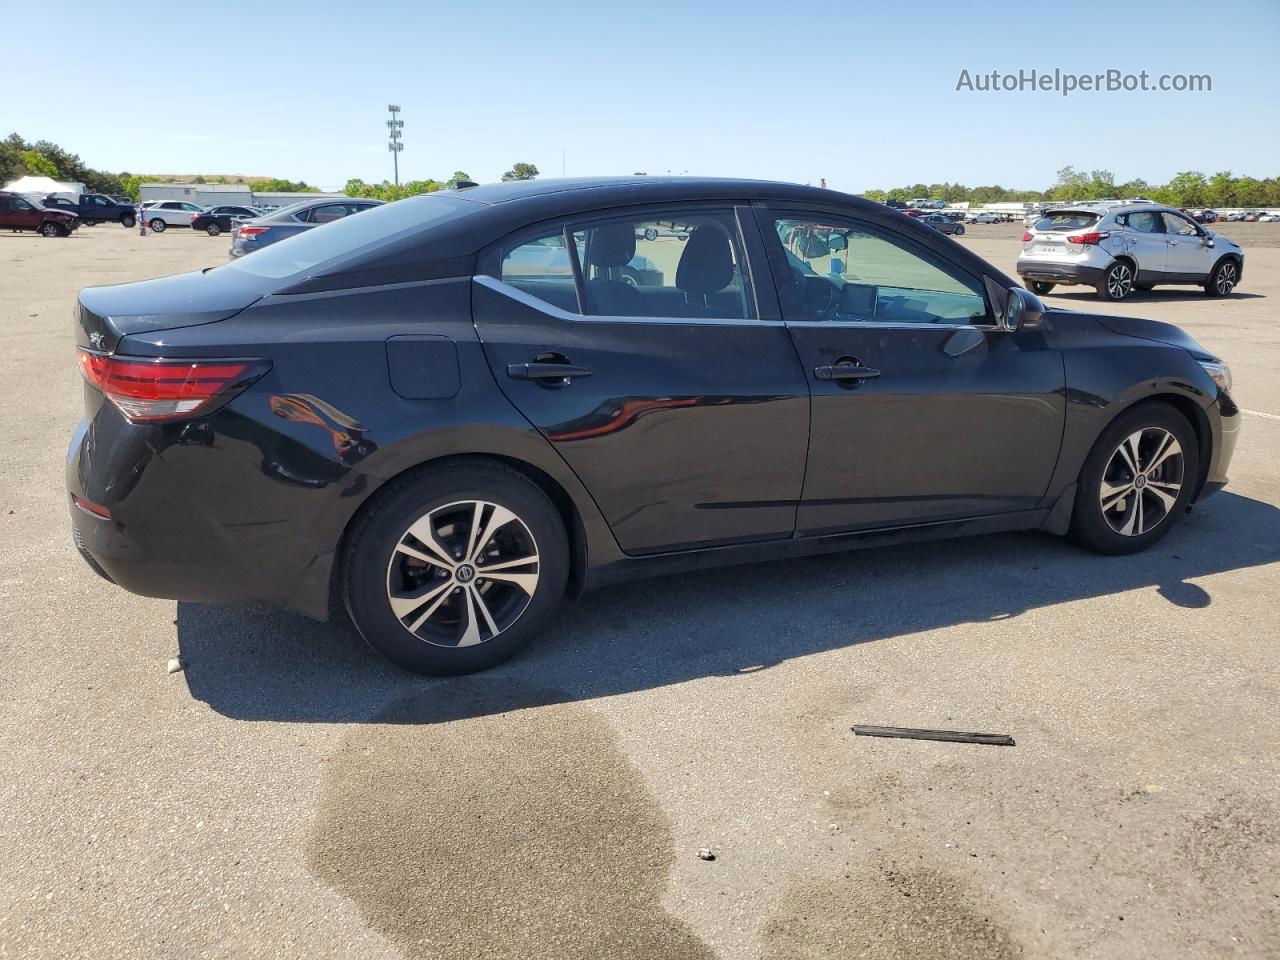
[[1198, 393, 1240, 501], [1017, 260, 1105, 285]]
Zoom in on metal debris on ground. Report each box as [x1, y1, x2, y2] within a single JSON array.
[[696, 848, 716, 861], [166, 658, 185, 675], [852, 725, 1015, 746]]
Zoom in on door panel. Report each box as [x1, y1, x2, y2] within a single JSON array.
[[471, 278, 810, 554], [1161, 212, 1214, 277], [1117, 210, 1168, 277], [756, 207, 1066, 535]]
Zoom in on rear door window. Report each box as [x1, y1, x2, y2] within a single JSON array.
[[1121, 210, 1164, 234]]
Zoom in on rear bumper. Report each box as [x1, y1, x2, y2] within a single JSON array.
[[1016, 260, 1105, 285]]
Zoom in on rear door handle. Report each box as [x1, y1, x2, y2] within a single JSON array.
[[506, 361, 593, 382], [814, 364, 880, 381]]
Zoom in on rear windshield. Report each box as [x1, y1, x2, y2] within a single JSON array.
[[1035, 212, 1100, 232], [220, 194, 477, 280]]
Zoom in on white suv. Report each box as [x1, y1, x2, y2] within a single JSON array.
[[141, 201, 205, 233], [1017, 203, 1244, 301]]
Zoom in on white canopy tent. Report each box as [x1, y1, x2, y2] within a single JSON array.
[[2, 175, 86, 197]]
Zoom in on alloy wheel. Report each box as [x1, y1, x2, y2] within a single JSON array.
[[1098, 427, 1184, 536], [1215, 262, 1237, 295], [1107, 263, 1133, 299], [385, 499, 540, 648]]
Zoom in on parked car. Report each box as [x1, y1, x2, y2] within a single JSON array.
[[966, 212, 999, 224], [66, 176, 1239, 675], [1259, 212, 1278, 223], [190, 205, 265, 237], [0, 191, 77, 236], [51, 193, 137, 227], [228, 198, 384, 257], [141, 201, 206, 232], [1243, 211, 1261, 222], [1196, 209, 1219, 224], [921, 213, 965, 235], [1018, 203, 1244, 301], [884, 198, 907, 209]]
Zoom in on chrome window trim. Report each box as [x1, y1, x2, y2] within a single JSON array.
[[785, 319, 996, 331], [474, 275, 786, 328]]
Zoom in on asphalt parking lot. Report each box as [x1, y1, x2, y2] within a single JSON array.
[[2, 223, 1277, 960]]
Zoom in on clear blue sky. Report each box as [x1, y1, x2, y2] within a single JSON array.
[[7, 0, 1278, 191]]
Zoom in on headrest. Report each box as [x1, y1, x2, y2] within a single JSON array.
[[586, 222, 636, 269], [676, 226, 735, 295]]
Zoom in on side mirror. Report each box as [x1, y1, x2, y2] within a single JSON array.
[[1203, 236, 1215, 247], [1000, 286, 1044, 332], [828, 233, 848, 252]]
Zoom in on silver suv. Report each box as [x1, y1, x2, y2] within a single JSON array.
[[1017, 203, 1244, 301]]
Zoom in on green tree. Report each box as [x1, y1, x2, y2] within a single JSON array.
[[501, 162, 539, 182], [20, 149, 59, 177], [249, 178, 318, 193], [446, 170, 472, 186]]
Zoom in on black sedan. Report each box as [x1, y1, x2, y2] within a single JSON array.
[[68, 177, 1239, 675], [191, 205, 264, 237]]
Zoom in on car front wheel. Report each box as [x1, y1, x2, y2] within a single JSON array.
[[1204, 259, 1238, 297], [1070, 402, 1198, 555], [40, 221, 63, 238], [343, 461, 569, 675], [1096, 261, 1134, 301]]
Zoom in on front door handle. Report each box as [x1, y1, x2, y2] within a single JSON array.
[[814, 363, 880, 381], [507, 361, 593, 382]]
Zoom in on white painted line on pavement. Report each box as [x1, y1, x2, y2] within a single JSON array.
[[1242, 409, 1280, 421]]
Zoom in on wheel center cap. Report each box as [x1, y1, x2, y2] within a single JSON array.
[[1134, 475, 1147, 489], [455, 563, 476, 584]]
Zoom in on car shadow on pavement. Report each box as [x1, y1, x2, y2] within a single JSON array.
[[178, 491, 1280, 725]]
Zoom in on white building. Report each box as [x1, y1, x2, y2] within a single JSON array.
[[141, 183, 254, 207]]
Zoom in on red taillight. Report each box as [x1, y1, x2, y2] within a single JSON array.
[[77, 350, 267, 423], [72, 494, 112, 519], [1022, 231, 1033, 242], [237, 226, 269, 239], [1068, 231, 1110, 245]]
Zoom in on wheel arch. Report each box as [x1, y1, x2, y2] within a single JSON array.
[[320, 451, 596, 622], [1089, 391, 1212, 499]]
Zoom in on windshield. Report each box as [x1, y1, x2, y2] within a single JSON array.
[[220, 193, 477, 280]]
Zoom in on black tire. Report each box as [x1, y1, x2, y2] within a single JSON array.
[[149, 218, 167, 233], [1028, 280, 1055, 295], [1096, 260, 1134, 301], [83, 219, 100, 227], [40, 221, 63, 238], [1069, 401, 1199, 555], [120, 214, 136, 228], [206, 222, 222, 236], [342, 461, 570, 675], [1204, 258, 1239, 297], [954, 225, 965, 236]]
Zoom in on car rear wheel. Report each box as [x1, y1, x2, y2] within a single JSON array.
[[1204, 259, 1238, 297], [40, 221, 63, 238], [343, 462, 570, 675], [206, 222, 222, 236], [120, 214, 136, 228], [1096, 261, 1134, 301], [1069, 402, 1198, 555], [1028, 280, 1055, 295], [149, 218, 167, 233]]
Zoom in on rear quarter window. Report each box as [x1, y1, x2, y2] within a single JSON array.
[[1035, 213, 1100, 231]]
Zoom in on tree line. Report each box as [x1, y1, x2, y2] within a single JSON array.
[[860, 166, 1280, 208], [2, 133, 542, 202]]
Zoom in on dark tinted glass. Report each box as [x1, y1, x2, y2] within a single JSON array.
[[1035, 212, 1100, 231], [221, 195, 465, 280]]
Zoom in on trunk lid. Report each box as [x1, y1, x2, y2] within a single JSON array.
[[75, 268, 269, 353]]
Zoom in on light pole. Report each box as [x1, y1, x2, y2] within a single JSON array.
[[387, 104, 403, 186]]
